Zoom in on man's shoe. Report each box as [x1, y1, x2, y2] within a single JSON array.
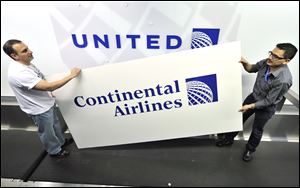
[[62, 137, 73, 148], [50, 149, 70, 158], [242, 150, 254, 162], [216, 138, 234, 147]]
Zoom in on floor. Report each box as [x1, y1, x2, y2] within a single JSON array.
[[1, 105, 299, 187]]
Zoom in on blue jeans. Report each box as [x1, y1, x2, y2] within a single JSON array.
[[28, 105, 65, 155]]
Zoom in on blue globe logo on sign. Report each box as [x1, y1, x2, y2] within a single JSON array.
[[191, 28, 220, 49], [186, 74, 218, 106], [187, 81, 213, 105]]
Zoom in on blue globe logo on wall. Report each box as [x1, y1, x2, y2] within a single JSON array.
[[191, 32, 213, 48], [186, 74, 218, 106], [191, 28, 220, 49]]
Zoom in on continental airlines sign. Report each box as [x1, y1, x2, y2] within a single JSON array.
[[50, 41, 242, 148]]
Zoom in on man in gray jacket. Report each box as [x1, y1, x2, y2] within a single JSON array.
[[216, 43, 298, 162]]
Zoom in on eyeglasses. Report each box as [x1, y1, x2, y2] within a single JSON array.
[[268, 51, 285, 60]]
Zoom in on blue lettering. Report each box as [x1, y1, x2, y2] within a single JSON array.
[[156, 84, 164, 95], [93, 34, 109, 48], [72, 34, 88, 48], [134, 90, 144, 99], [74, 96, 86, 107], [116, 34, 121, 48], [163, 100, 173, 109], [151, 102, 163, 111], [126, 35, 140, 49], [147, 35, 160, 49], [175, 80, 180, 93], [72, 34, 183, 49], [174, 99, 182, 108], [86, 97, 97, 106], [73, 80, 184, 117], [167, 35, 182, 49], [115, 105, 125, 116]]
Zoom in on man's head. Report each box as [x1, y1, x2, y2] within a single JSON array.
[[3, 39, 34, 64], [267, 43, 298, 67]]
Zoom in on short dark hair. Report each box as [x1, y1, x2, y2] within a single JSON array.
[[3, 39, 22, 60], [276, 43, 298, 60]]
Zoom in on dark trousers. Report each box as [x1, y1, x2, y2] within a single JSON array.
[[225, 93, 276, 152]]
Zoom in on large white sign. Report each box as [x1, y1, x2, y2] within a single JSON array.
[[51, 41, 242, 148]]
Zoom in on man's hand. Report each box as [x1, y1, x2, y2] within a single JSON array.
[[239, 57, 252, 72], [239, 57, 248, 65], [70, 67, 81, 79], [239, 103, 255, 112]]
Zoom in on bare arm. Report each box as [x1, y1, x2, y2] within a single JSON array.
[[239, 57, 253, 73], [34, 68, 81, 91]]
